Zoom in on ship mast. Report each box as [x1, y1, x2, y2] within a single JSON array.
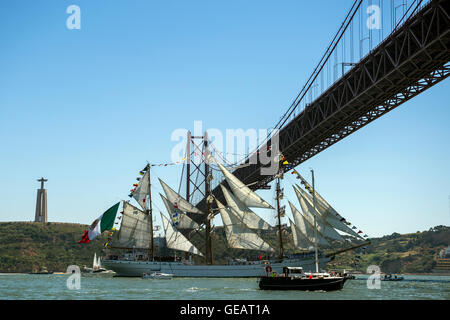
[[185, 131, 213, 264], [276, 176, 284, 260], [311, 169, 319, 273], [204, 132, 213, 265], [147, 163, 154, 260]]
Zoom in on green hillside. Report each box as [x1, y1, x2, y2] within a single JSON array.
[[0, 222, 448, 274]]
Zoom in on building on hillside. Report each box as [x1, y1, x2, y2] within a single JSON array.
[[433, 246, 450, 274], [439, 246, 450, 258]]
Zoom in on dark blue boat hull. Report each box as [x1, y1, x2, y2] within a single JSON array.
[[258, 276, 347, 291]]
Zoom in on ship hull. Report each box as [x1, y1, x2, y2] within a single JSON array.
[[102, 256, 331, 278]]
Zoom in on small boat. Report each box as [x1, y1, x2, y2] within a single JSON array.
[[381, 274, 404, 281], [102, 164, 370, 278], [29, 270, 53, 275], [259, 170, 353, 292], [258, 267, 347, 291], [29, 267, 53, 274], [142, 272, 173, 280]]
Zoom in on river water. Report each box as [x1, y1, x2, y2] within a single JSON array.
[[0, 273, 448, 300]]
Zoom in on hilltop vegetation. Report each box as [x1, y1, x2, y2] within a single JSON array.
[[326, 225, 449, 273], [0, 222, 448, 273]]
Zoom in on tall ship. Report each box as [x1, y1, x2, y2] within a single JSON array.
[[101, 135, 368, 277]]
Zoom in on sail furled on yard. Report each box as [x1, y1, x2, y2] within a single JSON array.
[[288, 201, 330, 247], [293, 187, 344, 241], [295, 185, 362, 239], [220, 185, 271, 230], [115, 201, 152, 249], [289, 218, 314, 251], [160, 213, 203, 256], [215, 161, 273, 209], [160, 194, 199, 230], [159, 178, 204, 215], [216, 199, 275, 252], [132, 166, 150, 211]]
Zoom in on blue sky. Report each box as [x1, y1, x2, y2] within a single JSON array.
[[0, 0, 449, 238]]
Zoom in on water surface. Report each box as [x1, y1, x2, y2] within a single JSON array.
[[0, 273, 448, 300]]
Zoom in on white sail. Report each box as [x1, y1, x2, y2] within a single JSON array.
[[293, 187, 344, 241], [132, 167, 150, 211], [216, 199, 275, 252], [220, 185, 271, 230], [160, 213, 204, 256], [159, 178, 204, 215], [295, 184, 363, 239], [114, 201, 152, 249], [215, 161, 273, 209], [289, 201, 330, 247], [97, 256, 102, 269], [160, 194, 199, 230], [289, 218, 314, 251], [93, 253, 98, 269]]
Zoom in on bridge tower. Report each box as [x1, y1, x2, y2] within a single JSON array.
[[185, 131, 213, 265]]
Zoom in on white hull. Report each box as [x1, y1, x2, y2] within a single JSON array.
[[102, 256, 331, 278]]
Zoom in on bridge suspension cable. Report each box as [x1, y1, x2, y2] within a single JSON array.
[[240, 0, 432, 168]]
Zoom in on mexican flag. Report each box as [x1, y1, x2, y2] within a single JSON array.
[[78, 202, 120, 244]]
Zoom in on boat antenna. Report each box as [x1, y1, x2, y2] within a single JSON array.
[[311, 168, 319, 273], [204, 132, 213, 265], [276, 170, 284, 260]]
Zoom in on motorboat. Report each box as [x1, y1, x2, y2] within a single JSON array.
[[258, 267, 347, 291], [142, 272, 173, 280]]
